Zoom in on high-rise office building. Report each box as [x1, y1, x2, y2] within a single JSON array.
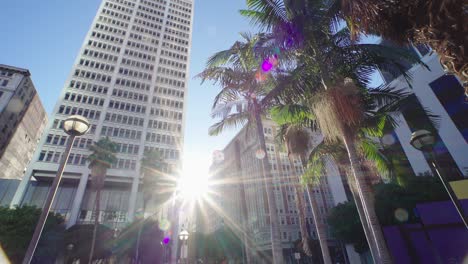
[[204, 118, 352, 263], [11, 0, 194, 235], [0, 64, 47, 180]]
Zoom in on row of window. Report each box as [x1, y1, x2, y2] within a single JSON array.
[[166, 21, 190, 33], [112, 88, 148, 102], [156, 76, 185, 88], [168, 8, 191, 19], [79, 58, 116, 72], [121, 57, 154, 71], [124, 48, 156, 61], [111, 158, 137, 170], [64, 92, 105, 107], [115, 77, 151, 91], [138, 4, 164, 17], [69, 80, 109, 95], [104, 2, 134, 15], [159, 58, 186, 70], [108, 100, 147, 114], [165, 27, 189, 39], [0, 70, 13, 77], [134, 17, 162, 31], [172, 0, 191, 8], [74, 68, 112, 83], [145, 132, 177, 146], [167, 14, 190, 26], [163, 34, 189, 46], [150, 108, 183, 121], [131, 25, 160, 38], [98, 15, 129, 29], [57, 105, 101, 120], [144, 146, 180, 160], [108, 0, 136, 8], [95, 23, 126, 36], [157, 67, 186, 79], [162, 41, 188, 54], [152, 96, 183, 109], [101, 126, 142, 140], [91, 31, 124, 45], [115, 142, 139, 155], [87, 40, 121, 54], [160, 49, 188, 61], [118, 67, 152, 80], [128, 32, 159, 47], [126, 40, 157, 54], [39, 150, 87, 166], [148, 120, 182, 133], [101, 7, 131, 21], [140, 0, 165, 12], [83, 48, 119, 62], [105, 112, 144, 127], [136, 11, 162, 25], [154, 86, 184, 98], [169, 2, 191, 13]]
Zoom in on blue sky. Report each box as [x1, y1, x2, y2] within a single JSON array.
[[0, 0, 252, 176]]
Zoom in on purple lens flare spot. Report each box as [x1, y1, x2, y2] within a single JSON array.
[[261, 59, 273, 72], [163, 237, 171, 244]]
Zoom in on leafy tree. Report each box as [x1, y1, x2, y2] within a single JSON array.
[[328, 202, 369, 254], [87, 137, 118, 263], [198, 33, 285, 263], [64, 224, 114, 263], [113, 219, 165, 264], [0, 206, 64, 263]]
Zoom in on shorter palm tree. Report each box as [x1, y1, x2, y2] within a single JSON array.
[[87, 137, 118, 264], [135, 149, 173, 262]]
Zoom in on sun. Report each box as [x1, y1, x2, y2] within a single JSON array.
[[177, 153, 212, 201]]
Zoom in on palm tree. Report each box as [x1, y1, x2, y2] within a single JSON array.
[[135, 149, 172, 262], [340, 0, 467, 85], [284, 126, 332, 264], [87, 137, 118, 264], [239, 1, 430, 262], [198, 33, 285, 263]]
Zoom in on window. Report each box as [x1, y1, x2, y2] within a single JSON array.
[[1, 80, 8, 86]]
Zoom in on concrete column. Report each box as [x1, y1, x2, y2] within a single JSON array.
[[127, 175, 139, 222], [67, 173, 89, 228]]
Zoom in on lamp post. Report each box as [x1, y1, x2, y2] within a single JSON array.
[[410, 129, 468, 229], [22, 115, 90, 264], [179, 229, 189, 264]]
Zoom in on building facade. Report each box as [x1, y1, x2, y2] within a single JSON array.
[[206, 118, 353, 263], [380, 46, 468, 178], [11, 0, 194, 239], [0, 65, 47, 180]]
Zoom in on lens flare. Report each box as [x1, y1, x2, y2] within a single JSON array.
[[213, 150, 225, 162], [262, 59, 273, 72], [394, 208, 409, 222], [163, 236, 170, 244], [159, 218, 171, 231], [255, 149, 266, 159]]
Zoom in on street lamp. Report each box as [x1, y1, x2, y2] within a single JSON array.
[[179, 230, 189, 264], [410, 129, 468, 229], [22, 115, 90, 264]]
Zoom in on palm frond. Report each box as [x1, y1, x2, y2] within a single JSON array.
[[358, 138, 393, 179], [208, 112, 250, 136]]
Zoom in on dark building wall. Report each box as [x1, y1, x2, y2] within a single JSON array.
[[0, 65, 47, 180]]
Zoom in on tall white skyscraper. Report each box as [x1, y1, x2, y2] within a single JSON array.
[[11, 0, 194, 230]]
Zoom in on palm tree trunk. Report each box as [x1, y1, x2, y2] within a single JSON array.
[[297, 156, 332, 264], [287, 156, 313, 257], [253, 103, 284, 264], [345, 168, 379, 261], [341, 130, 392, 264], [88, 187, 101, 264]]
